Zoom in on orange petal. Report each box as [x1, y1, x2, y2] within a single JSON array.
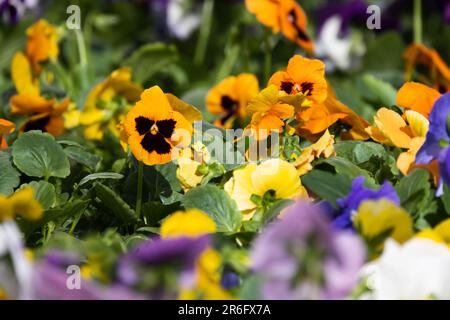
[[396, 82, 440, 117]]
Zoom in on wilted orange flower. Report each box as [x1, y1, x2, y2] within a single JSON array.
[[206, 74, 259, 128], [294, 129, 335, 175], [26, 19, 59, 74], [269, 55, 327, 105], [404, 44, 450, 92], [124, 86, 193, 165], [297, 86, 369, 140], [10, 94, 70, 136], [245, 0, 313, 53], [0, 119, 15, 150], [396, 81, 441, 118], [246, 85, 294, 140]]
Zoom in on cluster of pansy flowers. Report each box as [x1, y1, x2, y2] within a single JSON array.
[[3, 2, 450, 300]]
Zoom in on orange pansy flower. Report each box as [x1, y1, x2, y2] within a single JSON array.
[[0, 119, 15, 150], [396, 82, 441, 118], [296, 85, 369, 140], [124, 86, 193, 165], [365, 108, 415, 149], [26, 19, 59, 74], [10, 94, 70, 137], [206, 73, 259, 128], [404, 43, 450, 92], [246, 85, 294, 140], [269, 55, 327, 104], [245, 0, 314, 53]]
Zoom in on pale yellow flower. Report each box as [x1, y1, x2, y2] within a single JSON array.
[[224, 158, 307, 218], [353, 199, 414, 246]]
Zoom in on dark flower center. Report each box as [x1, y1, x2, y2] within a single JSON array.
[[134, 116, 177, 154], [23, 116, 51, 132], [220, 95, 239, 125], [221, 95, 238, 111], [281, 81, 295, 94], [288, 10, 310, 42], [300, 82, 314, 96]]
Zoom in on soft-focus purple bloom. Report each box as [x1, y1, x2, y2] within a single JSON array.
[[332, 176, 400, 230], [316, 0, 367, 36], [416, 93, 450, 195], [446, 2, 450, 24], [0, 0, 37, 24], [32, 251, 143, 300], [251, 201, 366, 300], [117, 235, 209, 298]]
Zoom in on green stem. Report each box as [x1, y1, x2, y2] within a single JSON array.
[[413, 0, 422, 44], [264, 30, 272, 84], [75, 29, 88, 66], [135, 161, 144, 220], [69, 211, 82, 235], [194, 0, 214, 65]]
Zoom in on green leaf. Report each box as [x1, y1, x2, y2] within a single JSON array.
[[302, 170, 352, 207], [0, 151, 20, 196], [94, 182, 138, 224], [395, 169, 437, 225], [12, 131, 70, 179], [78, 172, 124, 188], [263, 199, 294, 224], [359, 73, 397, 107], [142, 201, 180, 226], [20, 199, 90, 237], [183, 185, 242, 232], [321, 156, 375, 185], [64, 146, 101, 171], [362, 32, 405, 71], [123, 43, 178, 84], [19, 180, 56, 210], [441, 184, 450, 215]]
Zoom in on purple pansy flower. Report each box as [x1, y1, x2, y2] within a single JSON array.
[[416, 92, 450, 195], [117, 235, 209, 298], [251, 201, 366, 300], [332, 176, 400, 230], [32, 251, 143, 300], [0, 0, 38, 24]]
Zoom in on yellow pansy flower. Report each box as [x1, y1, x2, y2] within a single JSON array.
[[176, 142, 213, 191], [11, 52, 40, 95], [160, 209, 216, 238], [80, 68, 143, 141], [160, 210, 234, 300], [0, 188, 43, 222], [180, 249, 235, 300], [246, 85, 294, 140], [224, 158, 307, 219], [416, 219, 450, 248], [353, 199, 414, 247]]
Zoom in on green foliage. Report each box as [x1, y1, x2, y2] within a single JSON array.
[[0, 151, 20, 196], [12, 131, 70, 179], [183, 185, 242, 233]]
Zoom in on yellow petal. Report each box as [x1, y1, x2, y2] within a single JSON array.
[[404, 110, 429, 138], [160, 209, 216, 238], [11, 52, 39, 95], [353, 199, 413, 245], [9, 188, 43, 221]]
